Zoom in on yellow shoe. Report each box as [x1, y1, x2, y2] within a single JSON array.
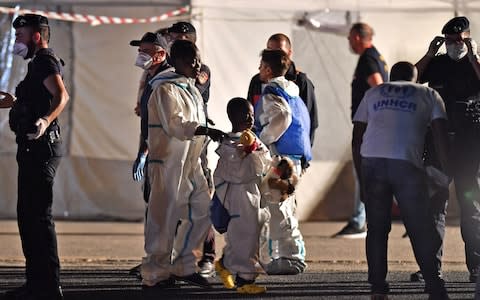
[[237, 284, 267, 294], [214, 260, 235, 289]]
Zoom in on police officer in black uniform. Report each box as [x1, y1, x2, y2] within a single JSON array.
[[416, 16, 480, 284], [5, 14, 69, 300]]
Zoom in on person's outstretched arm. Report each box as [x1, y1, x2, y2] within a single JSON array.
[[0, 91, 15, 109]]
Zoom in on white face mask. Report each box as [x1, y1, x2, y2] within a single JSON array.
[[446, 43, 468, 61], [135, 52, 153, 70], [13, 42, 28, 58]]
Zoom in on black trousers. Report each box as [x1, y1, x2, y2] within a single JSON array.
[[451, 131, 480, 273], [424, 128, 480, 274], [16, 139, 62, 292], [201, 226, 216, 262]]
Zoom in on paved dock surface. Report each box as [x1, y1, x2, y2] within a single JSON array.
[[0, 220, 476, 299]]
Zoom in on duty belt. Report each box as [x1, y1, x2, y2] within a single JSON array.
[[16, 128, 61, 146]]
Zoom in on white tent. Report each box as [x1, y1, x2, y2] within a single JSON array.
[[0, 0, 474, 220]]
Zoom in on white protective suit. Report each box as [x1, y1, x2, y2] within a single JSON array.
[[256, 77, 307, 274], [141, 71, 211, 286], [256, 76, 294, 153], [214, 132, 271, 281], [259, 158, 306, 274]]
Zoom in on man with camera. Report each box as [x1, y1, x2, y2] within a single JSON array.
[[5, 14, 69, 300], [416, 16, 480, 284]]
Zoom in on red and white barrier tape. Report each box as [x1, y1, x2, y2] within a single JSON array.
[[0, 5, 189, 26]]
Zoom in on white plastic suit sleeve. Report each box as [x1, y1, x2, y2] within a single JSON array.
[[153, 83, 200, 140], [259, 93, 292, 145]]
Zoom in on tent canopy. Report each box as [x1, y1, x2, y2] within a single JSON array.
[[0, 0, 470, 220]]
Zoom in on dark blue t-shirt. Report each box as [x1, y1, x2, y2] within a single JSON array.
[[351, 46, 389, 120]]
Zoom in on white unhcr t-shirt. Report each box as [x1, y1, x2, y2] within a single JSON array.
[[353, 81, 447, 169]]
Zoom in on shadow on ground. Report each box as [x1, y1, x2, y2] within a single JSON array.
[[0, 267, 475, 299]]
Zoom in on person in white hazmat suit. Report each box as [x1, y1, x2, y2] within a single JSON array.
[[141, 40, 225, 288], [254, 49, 311, 275], [213, 97, 272, 294]]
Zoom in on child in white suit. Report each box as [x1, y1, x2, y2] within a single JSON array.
[[213, 97, 271, 294]]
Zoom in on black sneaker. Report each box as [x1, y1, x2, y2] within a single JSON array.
[[5, 285, 64, 300], [173, 273, 212, 289], [4, 284, 29, 299], [428, 290, 450, 300], [410, 270, 424, 282], [332, 222, 367, 239]]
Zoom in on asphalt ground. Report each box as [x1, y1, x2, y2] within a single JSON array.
[[0, 221, 477, 299], [0, 267, 476, 299]]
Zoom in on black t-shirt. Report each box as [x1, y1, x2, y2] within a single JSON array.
[[419, 54, 480, 129], [351, 46, 388, 119], [17, 48, 62, 118], [34, 51, 62, 83]]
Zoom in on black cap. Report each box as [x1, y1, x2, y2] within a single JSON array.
[[167, 21, 196, 34], [442, 16, 470, 34], [129, 32, 167, 49], [13, 14, 49, 29]]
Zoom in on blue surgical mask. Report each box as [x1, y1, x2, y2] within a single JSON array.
[[13, 42, 28, 58]]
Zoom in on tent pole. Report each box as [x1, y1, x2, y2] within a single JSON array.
[[453, 0, 459, 16]]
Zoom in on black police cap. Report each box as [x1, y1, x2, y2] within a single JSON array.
[[442, 16, 469, 34], [13, 14, 49, 29], [167, 21, 196, 34], [129, 32, 167, 49]]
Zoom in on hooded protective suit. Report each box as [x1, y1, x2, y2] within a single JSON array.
[[214, 132, 271, 281], [141, 70, 211, 286]]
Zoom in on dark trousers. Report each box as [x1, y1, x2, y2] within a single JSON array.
[[16, 140, 61, 292], [143, 160, 150, 203], [362, 158, 445, 295], [451, 131, 480, 273], [423, 130, 448, 275], [422, 128, 480, 276], [200, 144, 215, 262], [427, 192, 447, 275]]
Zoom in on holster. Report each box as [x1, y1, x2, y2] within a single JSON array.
[[17, 122, 63, 160]]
